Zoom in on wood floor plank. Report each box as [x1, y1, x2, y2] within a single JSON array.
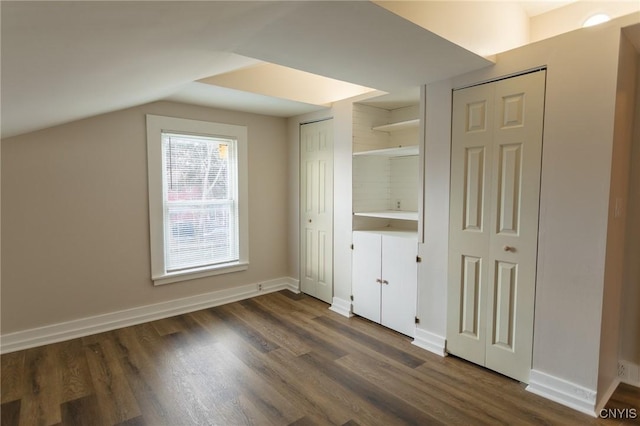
[[182, 310, 311, 424], [0, 399, 21, 426], [218, 300, 312, 356], [1, 290, 638, 426], [58, 339, 94, 403], [242, 297, 348, 360], [337, 352, 511, 425], [211, 304, 281, 353], [313, 315, 425, 368], [1, 351, 25, 404], [59, 394, 103, 426], [84, 340, 141, 425], [226, 324, 386, 426], [299, 351, 446, 426], [114, 415, 146, 426], [114, 328, 185, 426], [19, 343, 63, 425], [203, 341, 304, 425], [149, 315, 190, 337], [272, 292, 435, 363], [266, 348, 401, 426]]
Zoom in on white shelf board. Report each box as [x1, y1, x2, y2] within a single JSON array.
[[372, 119, 420, 132], [353, 145, 418, 157], [353, 210, 419, 221], [354, 228, 418, 239]]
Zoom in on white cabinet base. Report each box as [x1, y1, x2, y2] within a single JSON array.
[[352, 230, 418, 337]]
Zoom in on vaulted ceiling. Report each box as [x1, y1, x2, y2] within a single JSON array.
[[2, 1, 637, 139]]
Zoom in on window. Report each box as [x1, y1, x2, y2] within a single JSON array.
[[146, 115, 248, 285]]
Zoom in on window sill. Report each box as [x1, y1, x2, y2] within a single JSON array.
[[152, 261, 249, 286]]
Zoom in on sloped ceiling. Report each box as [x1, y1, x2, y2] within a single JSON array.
[[1, 1, 493, 138]]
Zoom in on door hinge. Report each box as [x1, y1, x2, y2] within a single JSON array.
[[415, 317, 420, 324], [350, 295, 354, 301], [416, 256, 422, 263], [350, 244, 354, 250]]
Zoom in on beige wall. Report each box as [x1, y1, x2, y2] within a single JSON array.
[[598, 30, 638, 401], [419, 15, 639, 398], [1, 101, 289, 334], [621, 51, 640, 366]]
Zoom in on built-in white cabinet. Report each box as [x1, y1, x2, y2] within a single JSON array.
[[350, 100, 421, 336], [352, 230, 418, 337]]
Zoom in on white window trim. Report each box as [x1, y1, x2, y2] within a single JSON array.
[[146, 115, 249, 286]]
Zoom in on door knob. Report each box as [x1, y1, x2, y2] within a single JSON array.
[[382, 280, 389, 285], [308, 219, 312, 223], [503, 245, 515, 252], [376, 278, 382, 283]]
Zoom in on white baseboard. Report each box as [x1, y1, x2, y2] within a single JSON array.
[[412, 328, 447, 357], [620, 360, 640, 387], [526, 369, 597, 417], [329, 296, 353, 318], [0, 276, 299, 354]]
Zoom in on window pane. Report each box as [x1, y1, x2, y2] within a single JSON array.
[[165, 202, 236, 271], [163, 133, 238, 271], [164, 134, 231, 202]]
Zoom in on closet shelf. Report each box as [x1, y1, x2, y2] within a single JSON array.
[[371, 119, 420, 132], [353, 210, 419, 221], [353, 145, 418, 157]]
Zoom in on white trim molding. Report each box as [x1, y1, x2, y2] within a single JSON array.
[[329, 296, 353, 318], [269, 276, 300, 293], [412, 328, 447, 357], [0, 277, 298, 354], [527, 369, 597, 417]]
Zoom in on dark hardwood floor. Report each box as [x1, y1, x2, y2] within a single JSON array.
[[2, 290, 638, 425]]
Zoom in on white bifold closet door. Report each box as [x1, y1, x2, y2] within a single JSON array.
[[300, 119, 334, 304], [447, 70, 545, 383]]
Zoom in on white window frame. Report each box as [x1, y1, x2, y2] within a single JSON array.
[[146, 115, 249, 286]]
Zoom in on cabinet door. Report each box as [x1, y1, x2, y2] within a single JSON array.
[[352, 231, 382, 323], [381, 236, 417, 337]]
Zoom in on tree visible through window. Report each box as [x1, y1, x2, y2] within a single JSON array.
[[163, 133, 238, 271]]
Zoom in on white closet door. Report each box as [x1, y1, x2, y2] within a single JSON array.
[[484, 71, 545, 382], [352, 231, 382, 323], [448, 71, 545, 383], [300, 120, 334, 304], [447, 82, 495, 367], [381, 235, 417, 337]]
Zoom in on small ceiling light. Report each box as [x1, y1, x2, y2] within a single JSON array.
[[583, 13, 611, 27]]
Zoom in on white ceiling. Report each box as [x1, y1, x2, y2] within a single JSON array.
[[1, 1, 494, 138], [4, 1, 631, 139]]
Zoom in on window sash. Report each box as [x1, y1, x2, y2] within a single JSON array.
[[163, 200, 238, 271], [161, 132, 239, 272]]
